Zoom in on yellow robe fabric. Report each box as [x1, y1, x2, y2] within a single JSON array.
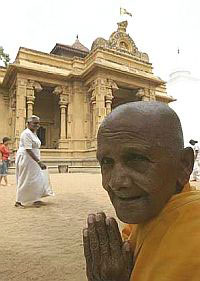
[[122, 184, 200, 281]]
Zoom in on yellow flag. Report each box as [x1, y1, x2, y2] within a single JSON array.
[[120, 7, 132, 17]]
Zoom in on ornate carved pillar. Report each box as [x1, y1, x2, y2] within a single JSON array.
[[83, 88, 91, 140], [91, 91, 97, 138], [136, 88, 156, 101], [89, 78, 118, 140], [59, 96, 68, 139], [105, 80, 117, 115], [26, 80, 42, 118], [11, 89, 16, 144], [14, 78, 27, 148], [53, 85, 70, 149], [105, 91, 113, 115]]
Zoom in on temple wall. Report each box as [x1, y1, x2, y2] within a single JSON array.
[[70, 82, 86, 150], [0, 91, 10, 142]]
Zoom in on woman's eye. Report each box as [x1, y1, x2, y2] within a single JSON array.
[[126, 154, 148, 163], [101, 158, 113, 166]]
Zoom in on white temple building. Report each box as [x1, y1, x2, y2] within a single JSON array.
[[167, 51, 200, 146]]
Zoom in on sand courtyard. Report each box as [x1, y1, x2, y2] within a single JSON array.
[[0, 173, 119, 281], [0, 173, 199, 281]]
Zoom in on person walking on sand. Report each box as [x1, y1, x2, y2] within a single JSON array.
[[15, 115, 52, 208], [0, 137, 11, 186]]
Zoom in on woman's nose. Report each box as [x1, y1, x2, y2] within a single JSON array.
[[109, 165, 132, 191]]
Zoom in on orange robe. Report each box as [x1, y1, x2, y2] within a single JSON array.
[[122, 184, 200, 281]]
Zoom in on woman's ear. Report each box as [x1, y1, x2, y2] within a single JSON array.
[[176, 147, 194, 191]]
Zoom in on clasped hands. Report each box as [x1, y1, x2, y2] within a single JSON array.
[[83, 212, 133, 281]]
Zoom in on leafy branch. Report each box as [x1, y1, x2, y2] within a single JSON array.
[[0, 46, 10, 67]]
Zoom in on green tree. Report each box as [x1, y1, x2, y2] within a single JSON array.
[[0, 47, 10, 67]]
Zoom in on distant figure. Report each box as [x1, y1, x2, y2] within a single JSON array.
[[189, 139, 200, 181], [0, 137, 11, 186], [15, 115, 51, 208]]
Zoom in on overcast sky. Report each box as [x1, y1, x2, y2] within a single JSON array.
[[1, 0, 200, 80]]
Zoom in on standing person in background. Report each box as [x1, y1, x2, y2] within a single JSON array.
[[0, 137, 11, 186], [15, 115, 48, 208], [189, 139, 200, 181]]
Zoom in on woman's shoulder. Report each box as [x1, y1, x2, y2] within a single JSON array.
[[22, 128, 32, 137], [0, 144, 5, 151], [20, 129, 31, 140]]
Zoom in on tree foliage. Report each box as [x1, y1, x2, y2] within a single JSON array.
[[0, 47, 10, 67]]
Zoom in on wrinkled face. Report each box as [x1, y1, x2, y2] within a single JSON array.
[[28, 119, 40, 131], [97, 128, 180, 224]]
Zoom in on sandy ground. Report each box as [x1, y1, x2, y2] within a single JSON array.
[[0, 174, 199, 281], [0, 173, 118, 281]]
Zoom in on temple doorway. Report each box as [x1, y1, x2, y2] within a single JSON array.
[[37, 126, 46, 147]]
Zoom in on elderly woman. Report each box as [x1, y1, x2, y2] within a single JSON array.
[[15, 115, 49, 208], [0, 137, 11, 186], [83, 102, 200, 281]]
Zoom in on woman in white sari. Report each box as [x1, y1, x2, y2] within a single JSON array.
[[15, 115, 51, 207]]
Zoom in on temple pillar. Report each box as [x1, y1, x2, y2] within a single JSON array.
[[89, 78, 107, 140], [11, 90, 16, 146], [59, 100, 67, 139], [83, 88, 92, 150], [14, 78, 27, 149], [89, 78, 118, 143], [53, 85, 70, 149], [27, 97, 35, 119], [105, 87, 114, 115], [26, 80, 42, 118], [91, 94, 97, 138]]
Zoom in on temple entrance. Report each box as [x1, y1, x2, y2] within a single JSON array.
[[34, 86, 60, 148], [37, 126, 46, 146]]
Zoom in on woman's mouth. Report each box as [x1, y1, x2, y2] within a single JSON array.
[[116, 195, 143, 202]]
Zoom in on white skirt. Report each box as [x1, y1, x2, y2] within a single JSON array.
[[16, 151, 53, 204]]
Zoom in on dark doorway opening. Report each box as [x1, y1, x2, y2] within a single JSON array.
[[37, 127, 46, 146]]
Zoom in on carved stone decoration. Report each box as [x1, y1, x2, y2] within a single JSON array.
[[26, 80, 42, 118], [34, 82, 43, 93], [91, 37, 108, 51], [106, 79, 119, 92], [90, 20, 150, 63], [117, 21, 128, 33], [53, 85, 71, 97], [11, 95, 16, 110], [53, 86, 63, 96], [89, 78, 118, 100], [136, 88, 156, 101], [59, 94, 69, 106], [108, 21, 137, 54], [27, 80, 42, 94], [2, 91, 9, 104]]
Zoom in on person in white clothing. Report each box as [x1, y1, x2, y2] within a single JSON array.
[[15, 115, 49, 208], [189, 139, 200, 181]]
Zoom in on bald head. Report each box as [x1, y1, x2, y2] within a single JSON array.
[[97, 102, 193, 224], [98, 101, 184, 154]]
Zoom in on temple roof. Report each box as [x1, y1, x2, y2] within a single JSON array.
[[71, 37, 89, 52], [50, 37, 89, 59], [91, 21, 149, 63]]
